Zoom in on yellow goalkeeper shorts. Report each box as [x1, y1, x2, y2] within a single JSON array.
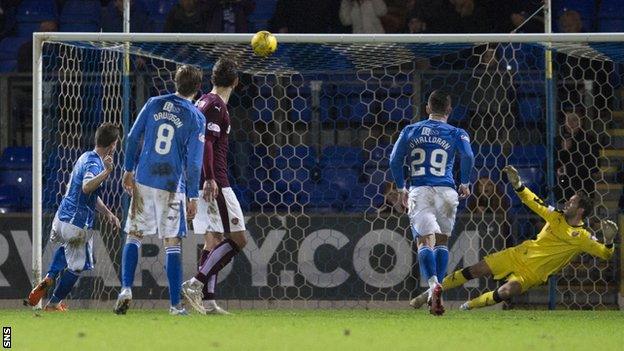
[[483, 248, 543, 292]]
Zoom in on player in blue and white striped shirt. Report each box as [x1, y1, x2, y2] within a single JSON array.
[[114, 65, 206, 316], [389, 90, 474, 315], [26, 123, 121, 311]]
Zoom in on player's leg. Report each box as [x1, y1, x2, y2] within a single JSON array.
[[115, 183, 154, 314], [200, 232, 223, 298], [158, 190, 188, 315], [442, 260, 493, 290], [184, 188, 246, 314], [46, 227, 92, 311], [410, 260, 492, 310], [461, 279, 523, 310], [26, 245, 67, 307], [432, 187, 458, 284]]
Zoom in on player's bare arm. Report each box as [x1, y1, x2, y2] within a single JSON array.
[[96, 196, 120, 229], [82, 155, 114, 194]]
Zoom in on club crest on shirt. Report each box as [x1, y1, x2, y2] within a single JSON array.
[[571, 231, 580, 237], [231, 218, 239, 225]]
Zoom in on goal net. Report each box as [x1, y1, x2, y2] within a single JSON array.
[[33, 33, 622, 309]]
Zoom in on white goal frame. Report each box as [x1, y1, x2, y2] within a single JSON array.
[[32, 32, 624, 307]]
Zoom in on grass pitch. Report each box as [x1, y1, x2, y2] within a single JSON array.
[[2, 309, 623, 351]]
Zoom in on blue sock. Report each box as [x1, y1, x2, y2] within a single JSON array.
[[49, 270, 79, 304], [165, 245, 182, 307], [121, 237, 141, 289], [418, 246, 437, 284], [46, 246, 67, 280], [434, 245, 449, 282]]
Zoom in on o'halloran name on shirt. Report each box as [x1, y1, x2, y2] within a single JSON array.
[[409, 136, 451, 150]]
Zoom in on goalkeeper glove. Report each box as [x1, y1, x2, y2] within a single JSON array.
[[600, 219, 619, 245], [503, 165, 522, 190]]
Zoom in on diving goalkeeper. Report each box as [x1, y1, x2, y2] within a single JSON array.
[[411, 165, 619, 311]]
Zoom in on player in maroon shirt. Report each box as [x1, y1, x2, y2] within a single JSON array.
[[181, 57, 246, 315]]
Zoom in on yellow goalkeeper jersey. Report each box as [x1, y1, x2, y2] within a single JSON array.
[[508, 186, 614, 282]]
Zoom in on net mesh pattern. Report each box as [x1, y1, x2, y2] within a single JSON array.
[[39, 38, 621, 309]]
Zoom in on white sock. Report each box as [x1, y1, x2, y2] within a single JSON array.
[[427, 276, 439, 291], [189, 277, 200, 285]]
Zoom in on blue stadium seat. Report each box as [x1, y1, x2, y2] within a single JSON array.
[[518, 97, 543, 124], [383, 96, 412, 121], [16, 22, 42, 37], [346, 184, 383, 213], [448, 104, 469, 124], [270, 167, 309, 192], [274, 145, 316, 168], [145, 0, 177, 31], [289, 96, 312, 122], [598, 0, 624, 19], [472, 144, 504, 168], [16, 0, 58, 22], [0, 147, 32, 169], [0, 184, 22, 212], [0, 36, 30, 72], [322, 167, 359, 192], [320, 146, 362, 168], [364, 144, 391, 169], [599, 19, 624, 32], [252, 97, 277, 122], [248, 0, 278, 32], [59, 0, 101, 32], [304, 180, 342, 212], [509, 145, 546, 167]]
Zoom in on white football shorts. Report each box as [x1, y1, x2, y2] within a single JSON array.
[[193, 187, 246, 234], [50, 215, 94, 272], [124, 182, 187, 238], [407, 186, 459, 238]]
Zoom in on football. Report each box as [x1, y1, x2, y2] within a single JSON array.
[[251, 30, 278, 57]]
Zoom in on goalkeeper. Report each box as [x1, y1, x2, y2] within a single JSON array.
[[411, 165, 619, 311]]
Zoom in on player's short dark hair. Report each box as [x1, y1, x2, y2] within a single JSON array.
[[428, 90, 452, 115], [175, 65, 203, 97], [575, 191, 594, 217], [95, 122, 120, 148], [211, 57, 238, 88]]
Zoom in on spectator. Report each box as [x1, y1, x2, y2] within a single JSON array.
[[407, 10, 427, 33], [467, 176, 509, 215], [556, 110, 599, 201], [448, 0, 492, 33], [102, 0, 153, 32], [205, 0, 255, 33], [558, 10, 583, 33], [269, 0, 341, 33], [380, 0, 407, 33], [164, 0, 209, 33], [17, 20, 58, 72], [340, 0, 387, 34]]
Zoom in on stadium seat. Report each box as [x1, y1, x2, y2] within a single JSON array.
[[509, 145, 546, 167], [59, 0, 101, 32], [16, 0, 58, 22], [0, 147, 32, 169], [274, 145, 316, 169], [320, 146, 363, 168], [598, 0, 624, 19], [364, 144, 391, 169], [383, 96, 412, 121], [304, 180, 342, 212], [270, 167, 309, 192], [252, 97, 278, 122], [0, 184, 22, 212], [599, 19, 624, 32], [518, 97, 543, 125], [0, 37, 30, 72], [231, 184, 251, 212], [345, 184, 382, 213], [321, 167, 359, 193], [472, 144, 504, 168], [248, 0, 278, 32], [448, 104, 469, 124]]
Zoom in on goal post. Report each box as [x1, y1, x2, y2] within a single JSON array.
[[32, 33, 623, 309]]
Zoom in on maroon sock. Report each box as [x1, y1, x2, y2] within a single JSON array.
[[195, 239, 240, 284], [203, 273, 217, 300]]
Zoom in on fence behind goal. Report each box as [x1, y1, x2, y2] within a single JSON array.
[[34, 34, 622, 309]]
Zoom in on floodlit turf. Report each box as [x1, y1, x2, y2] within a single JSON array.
[[2, 309, 623, 351]]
